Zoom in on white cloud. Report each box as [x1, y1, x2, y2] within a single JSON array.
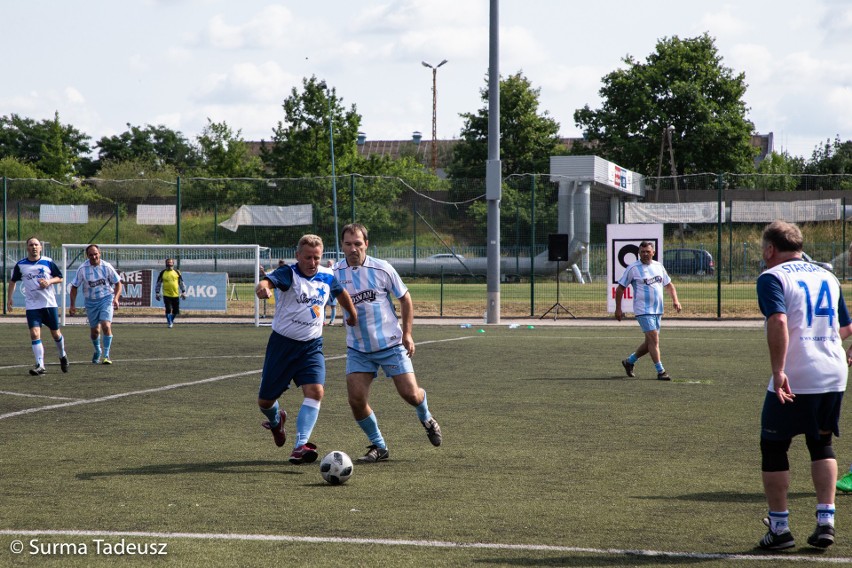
[[698, 5, 749, 37], [820, 2, 852, 45], [196, 61, 299, 105], [64, 87, 85, 105], [203, 5, 295, 50]]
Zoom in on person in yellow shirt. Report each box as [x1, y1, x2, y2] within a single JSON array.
[[155, 258, 186, 328]]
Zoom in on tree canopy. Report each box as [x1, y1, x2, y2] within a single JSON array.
[[195, 120, 264, 178], [573, 33, 756, 176], [95, 124, 200, 174], [448, 71, 565, 179], [263, 75, 361, 177], [807, 136, 852, 175], [0, 112, 92, 179]]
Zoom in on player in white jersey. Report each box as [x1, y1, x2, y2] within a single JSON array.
[[69, 244, 123, 365], [334, 223, 443, 463], [255, 234, 356, 465], [614, 240, 681, 380], [755, 220, 852, 551], [6, 236, 69, 375]]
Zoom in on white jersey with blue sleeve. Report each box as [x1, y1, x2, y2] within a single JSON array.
[[335, 256, 408, 353], [265, 263, 341, 341], [71, 260, 121, 304], [10, 256, 62, 310], [757, 259, 850, 394], [617, 259, 671, 316]]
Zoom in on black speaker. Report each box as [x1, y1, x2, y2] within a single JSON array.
[[548, 234, 570, 262]]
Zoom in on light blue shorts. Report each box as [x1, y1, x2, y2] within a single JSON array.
[[637, 314, 662, 333], [86, 296, 115, 328], [346, 344, 414, 378]]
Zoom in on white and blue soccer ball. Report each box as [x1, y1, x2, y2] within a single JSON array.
[[320, 451, 353, 485]]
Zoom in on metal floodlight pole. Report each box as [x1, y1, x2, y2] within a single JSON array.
[[485, 0, 501, 324], [422, 59, 447, 172]]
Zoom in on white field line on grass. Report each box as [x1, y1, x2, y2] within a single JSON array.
[[0, 390, 79, 401], [0, 336, 476, 422], [1, 529, 850, 564]]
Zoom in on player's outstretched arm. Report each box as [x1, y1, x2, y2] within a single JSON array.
[[255, 280, 274, 300], [335, 290, 358, 327]]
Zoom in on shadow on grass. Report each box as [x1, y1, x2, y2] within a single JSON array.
[[473, 547, 833, 566], [473, 555, 712, 566], [636, 491, 814, 503], [76, 460, 296, 480], [521, 376, 628, 382]]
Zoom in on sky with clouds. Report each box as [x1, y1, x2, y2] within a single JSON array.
[[2, 0, 851, 163]]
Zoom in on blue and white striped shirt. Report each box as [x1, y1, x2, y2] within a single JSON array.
[[617, 259, 671, 316], [335, 256, 408, 353], [70, 260, 121, 303]]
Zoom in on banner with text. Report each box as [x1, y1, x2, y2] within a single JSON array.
[[606, 223, 664, 314]]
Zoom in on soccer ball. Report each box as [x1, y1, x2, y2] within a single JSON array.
[[320, 451, 353, 485]]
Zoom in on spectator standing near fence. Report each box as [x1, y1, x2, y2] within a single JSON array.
[[755, 220, 852, 550], [155, 258, 186, 328], [334, 222, 442, 464], [69, 244, 123, 365], [6, 236, 69, 376]]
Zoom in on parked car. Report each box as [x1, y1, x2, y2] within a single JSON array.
[[801, 252, 833, 272], [759, 252, 834, 273], [663, 248, 715, 276], [428, 253, 465, 261]]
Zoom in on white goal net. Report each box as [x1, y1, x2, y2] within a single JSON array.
[[60, 244, 269, 326]]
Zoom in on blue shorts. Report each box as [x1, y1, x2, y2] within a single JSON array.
[[258, 332, 325, 400], [637, 314, 662, 333], [26, 307, 60, 330], [761, 391, 844, 440], [346, 344, 414, 378], [86, 297, 114, 328]]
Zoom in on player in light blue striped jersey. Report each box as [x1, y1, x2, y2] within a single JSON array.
[[615, 240, 682, 381], [335, 223, 443, 464], [69, 244, 123, 364]]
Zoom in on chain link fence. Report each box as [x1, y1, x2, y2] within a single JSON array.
[[4, 173, 852, 319]]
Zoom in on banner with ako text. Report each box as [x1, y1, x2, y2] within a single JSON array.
[[149, 271, 227, 312], [15, 270, 231, 312]]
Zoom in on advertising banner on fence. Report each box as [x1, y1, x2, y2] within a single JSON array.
[[151, 272, 228, 312], [119, 270, 152, 307], [606, 224, 664, 314], [10, 270, 228, 312]]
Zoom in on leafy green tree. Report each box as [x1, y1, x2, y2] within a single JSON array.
[[734, 151, 804, 191], [0, 112, 92, 179], [96, 124, 199, 174], [448, 72, 565, 179], [0, 155, 42, 178], [807, 136, 852, 174], [574, 33, 756, 175], [802, 136, 852, 190], [195, 120, 264, 178], [94, 158, 178, 204], [185, 120, 266, 208], [263, 76, 361, 177]]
